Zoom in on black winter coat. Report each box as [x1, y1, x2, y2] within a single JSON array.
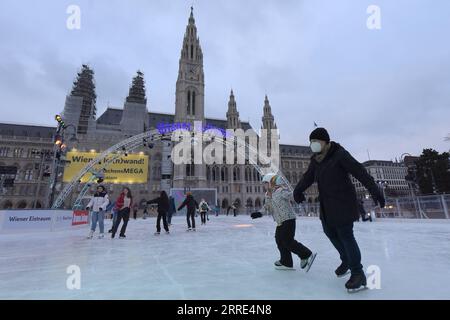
[[147, 197, 169, 214], [293, 142, 381, 227], [178, 195, 199, 214]]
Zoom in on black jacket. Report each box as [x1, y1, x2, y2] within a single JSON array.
[[147, 197, 169, 214], [293, 142, 381, 227], [178, 195, 199, 214]]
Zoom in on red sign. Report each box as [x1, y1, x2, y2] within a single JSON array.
[[72, 210, 89, 226]]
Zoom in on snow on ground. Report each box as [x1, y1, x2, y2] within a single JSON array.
[[1, 215, 450, 300]]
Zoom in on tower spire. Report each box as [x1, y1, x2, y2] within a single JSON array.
[[227, 89, 241, 129], [174, 8, 205, 123]]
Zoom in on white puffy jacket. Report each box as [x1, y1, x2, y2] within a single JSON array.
[[264, 187, 297, 226], [87, 192, 110, 212]]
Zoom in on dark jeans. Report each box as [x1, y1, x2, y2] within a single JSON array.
[[275, 219, 312, 268], [200, 211, 207, 224], [167, 212, 173, 224], [322, 221, 363, 275], [112, 207, 130, 237], [157, 211, 169, 232], [186, 210, 196, 229], [133, 210, 137, 220]]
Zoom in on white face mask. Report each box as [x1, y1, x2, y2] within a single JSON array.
[[310, 141, 322, 153]]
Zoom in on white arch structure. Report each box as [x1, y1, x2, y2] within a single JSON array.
[[52, 129, 303, 213]]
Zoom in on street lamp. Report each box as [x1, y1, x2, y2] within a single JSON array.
[[47, 115, 78, 208]]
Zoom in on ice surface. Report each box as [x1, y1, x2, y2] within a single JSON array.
[[1, 215, 449, 299]]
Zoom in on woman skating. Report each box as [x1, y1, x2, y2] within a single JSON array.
[[111, 187, 133, 239]]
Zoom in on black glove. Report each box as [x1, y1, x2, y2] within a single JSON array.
[[99, 208, 103, 211], [372, 192, 385, 209], [251, 212, 263, 219], [293, 191, 306, 204]]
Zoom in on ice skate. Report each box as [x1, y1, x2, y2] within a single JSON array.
[[192, 228, 196, 232], [165, 231, 170, 234], [86, 230, 94, 239], [154, 232, 160, 235], [335, 262, 350, 278], [346, 273, 368, 293], [98, 233, 104, 239], [274, 260, 295, 271], [186, 228, 192, 232], [119, 235, 126, 239], [300, 252, 317, 272]]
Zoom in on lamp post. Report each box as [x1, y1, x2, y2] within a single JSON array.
[[47, 116, 78, 208]]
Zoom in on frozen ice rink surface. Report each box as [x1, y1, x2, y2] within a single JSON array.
[[1, 215, 450, 300]]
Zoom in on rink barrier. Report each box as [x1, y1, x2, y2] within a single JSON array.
[[0, 209, 89, 234]]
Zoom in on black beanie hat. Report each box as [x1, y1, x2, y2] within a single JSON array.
[[309, 127, 330, 143]]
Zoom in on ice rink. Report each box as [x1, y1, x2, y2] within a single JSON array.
[[1, 215, 449, 300]]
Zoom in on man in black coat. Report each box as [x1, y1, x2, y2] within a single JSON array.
[[293, 128, 385, 291]]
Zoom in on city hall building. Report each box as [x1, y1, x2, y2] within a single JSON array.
[[0, 9, 318, 211]]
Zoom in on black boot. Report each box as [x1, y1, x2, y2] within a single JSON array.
[[335, 262, 350, 278], [345, 273, 367, 292]]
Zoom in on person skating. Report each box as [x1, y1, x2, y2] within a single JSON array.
[[198, 198, 211, 225], [177, 192, 199, 231], [111, 187, 133, 239], [167, 196, 176, 226], [86, 185, 110, 239], [293, 127, 385, 292], [147, 191, 170, 235], [132, 203, 138, 220], [261, 174, 316, 272]]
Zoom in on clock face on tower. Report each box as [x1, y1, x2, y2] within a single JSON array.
[[187, 64, 199, 80]]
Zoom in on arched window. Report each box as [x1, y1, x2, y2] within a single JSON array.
[[255, 198, 261, 208], [187, 91, 191, 114], [233, 167, 240, 181], [2, 200, 13, 209], [190, 44, 194, 59], [206, 166, 211, 181], [192, 91, 196, 115], [221, 167, 226, 181], [17, 201, 27, 209]]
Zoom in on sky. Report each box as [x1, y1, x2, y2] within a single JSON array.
[[0, 0, 449, 162]]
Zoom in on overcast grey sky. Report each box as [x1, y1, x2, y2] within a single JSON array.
[[0, 0, 449, 161]]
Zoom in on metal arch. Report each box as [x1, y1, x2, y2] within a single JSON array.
[[52, 128, 303, 213], [52, 129, 162, 209]]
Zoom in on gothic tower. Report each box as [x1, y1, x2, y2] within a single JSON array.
[[62, 64, 97, 135], [261, 95, 278, 153], [173, 7, 206, 189], [174, 7, 205, 123], [120, 70, 149, 136], [226, 89, 241, 129]]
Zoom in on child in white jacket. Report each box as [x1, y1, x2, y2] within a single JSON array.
[[86, 185, 110, 239], [262, 174, 316, 271]]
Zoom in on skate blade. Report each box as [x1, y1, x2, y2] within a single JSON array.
[[337, 270, 351, 278], [305, 253, 317, 273], [347, 286, 368, 294], [275, 265, 296, 271]]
